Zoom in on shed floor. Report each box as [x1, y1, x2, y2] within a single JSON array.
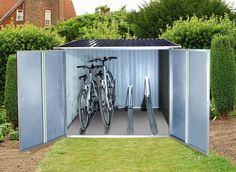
[[67, 110, 169, 136]]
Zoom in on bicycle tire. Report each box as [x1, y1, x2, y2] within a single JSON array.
[[98, 87, 113, 127], [78, 89, 89, 130], [106, 71, 116, 105], [106, 70, 114, 83]]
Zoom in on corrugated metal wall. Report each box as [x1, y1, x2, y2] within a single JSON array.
[[159, 50, 170, 123], [18, 51, 66, 151], [65, 49, 160, 126], [65, 51, 87, 126]]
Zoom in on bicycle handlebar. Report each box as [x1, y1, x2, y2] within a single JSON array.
[[77, 65, 103, 70], [89, 56, 117, 63]]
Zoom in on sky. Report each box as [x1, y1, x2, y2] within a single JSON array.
[[72, 0, 236, 15], [72, 0, 150, 15]]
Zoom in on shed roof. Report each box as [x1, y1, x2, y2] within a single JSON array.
[[58, 39, 180, 50]]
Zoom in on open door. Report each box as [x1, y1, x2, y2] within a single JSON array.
[[17, 50, 66, 151], [169, 49, 210, 155]]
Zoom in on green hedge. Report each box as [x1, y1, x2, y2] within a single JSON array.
[[211, 36, 236, 116], [0, 24, 64, 105], [55, 7, 133, 42], [0, 128, 3, 142], [4, 55, 17, 128], [161, 15, 235, 49], [0, 108, 7, 125]]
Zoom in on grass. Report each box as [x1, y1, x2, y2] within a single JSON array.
[[229, 109, 236, 116], [37, 138, 236, 172]]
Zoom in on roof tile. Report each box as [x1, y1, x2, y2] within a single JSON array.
[[64, 0, 76, 20], [0, 0, 19, 19]]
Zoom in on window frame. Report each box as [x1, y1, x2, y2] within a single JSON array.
[[16, 9, 24, 21], [45, 10, 52, 26]]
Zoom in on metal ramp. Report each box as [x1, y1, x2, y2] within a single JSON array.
[[125, 85, 134, 135]]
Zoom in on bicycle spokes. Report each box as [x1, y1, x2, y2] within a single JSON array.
[[77, 56, 117, 131]]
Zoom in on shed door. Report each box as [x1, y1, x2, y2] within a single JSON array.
[[17, 51, 66, 151], [169, 49, 210, 155]]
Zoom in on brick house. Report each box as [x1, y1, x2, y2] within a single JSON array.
[[0, 0, 76, 27]]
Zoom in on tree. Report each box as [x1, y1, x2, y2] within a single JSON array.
[[95, 5, 111, 16], [55, 6, 134, 41], [81, 19, 121, 39], [211, 36, 236, 116], [4, 55, 17, 128], [127, 0, 236, 38]]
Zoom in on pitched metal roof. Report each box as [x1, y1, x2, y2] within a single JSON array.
[[59, 39, 179, 48]]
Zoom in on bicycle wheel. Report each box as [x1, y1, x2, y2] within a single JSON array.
[[106, 71, 116, 104], [106, 71, 114, 83], [98, 87, 113, 127], [78, 89, 89, 130]]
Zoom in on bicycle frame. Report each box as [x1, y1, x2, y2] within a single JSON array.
[[100, 65, 113, 109], [83, 70, 97, 113]]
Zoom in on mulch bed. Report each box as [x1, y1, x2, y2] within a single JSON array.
[[0, 139, 52, 172], [0, 116, 235, 171], [210, 116, 236, 164]]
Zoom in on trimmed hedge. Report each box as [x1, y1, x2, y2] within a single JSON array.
[[161, 15, 235, 49], [0, 24, 64, 105], [4, 55, 17, 128], [211, 36, 236, 116], [0, 108, 7, 125]]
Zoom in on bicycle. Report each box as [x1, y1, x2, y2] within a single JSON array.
[[77, 64, 102, 130], [89, 56, 117, 128]]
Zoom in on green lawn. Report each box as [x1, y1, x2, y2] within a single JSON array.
[[37, 138, 236, 172], [229, 109, 236, 116]]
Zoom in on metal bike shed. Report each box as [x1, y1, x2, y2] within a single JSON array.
[[17, 39, 210, 155]]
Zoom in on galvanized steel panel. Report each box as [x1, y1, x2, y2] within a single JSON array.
[[45, 51, 66, 141], [159, 50, 170, 123], [170, 49, 186, 141], [188, 50, 210, 154], [17, 51, 44, 151], [65, 50, 90, 126]]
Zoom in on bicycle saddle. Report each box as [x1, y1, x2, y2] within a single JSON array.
[[79, 74, 87, 81]]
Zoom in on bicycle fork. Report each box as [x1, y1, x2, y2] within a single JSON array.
[[86, 72, 93, 113]]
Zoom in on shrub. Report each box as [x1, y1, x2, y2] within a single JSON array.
[[4, 55, 17, 128], [9, 128, 19, 140], [128, 0, 236, 38], [211, 35, 236, 116], [0, 107, 7, 124], [161, 15, 236, 49], [55, 6, 133, 41], [210, 100, 219, 119], [81, 19, 121, 39], [0, 128, 3, 142], [0, 123, 12, 136], [0, 23, 64, 105]]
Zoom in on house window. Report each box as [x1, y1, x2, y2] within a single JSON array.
[[16, 9, 24, 21], [45, 10, 51, 26]]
